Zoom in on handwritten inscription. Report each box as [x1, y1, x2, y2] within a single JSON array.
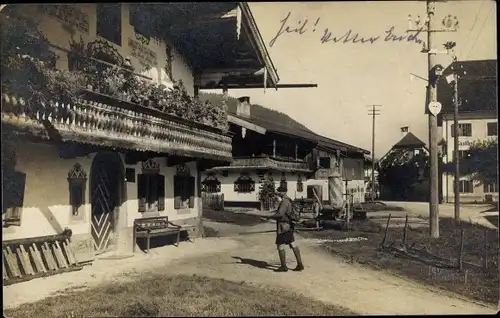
[[269, 12, 423, 47], [128, 38, 158, 68], [38, 4, 89, 34]]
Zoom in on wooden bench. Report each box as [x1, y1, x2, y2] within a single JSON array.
[[133, 216, 197, 253]]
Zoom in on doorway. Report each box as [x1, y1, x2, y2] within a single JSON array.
[[90, 152, 125, 255]]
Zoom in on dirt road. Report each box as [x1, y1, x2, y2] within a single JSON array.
[[4, 225, 496, 315]]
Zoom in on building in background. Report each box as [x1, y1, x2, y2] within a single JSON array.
[[438, 59, 498, 203], [2, 3, 277, 262], [377, 127, 435, 202], [441, 111, 498, 202], [201, 97, 369, 210]]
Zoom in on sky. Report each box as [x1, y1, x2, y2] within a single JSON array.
[[224, 1, 497, 158]]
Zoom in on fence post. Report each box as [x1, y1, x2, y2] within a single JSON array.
[[458, 227, 464, 271], [483, 227, 488, 270]]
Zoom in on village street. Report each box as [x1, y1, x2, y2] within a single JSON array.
[[3, 219, 496, 315]]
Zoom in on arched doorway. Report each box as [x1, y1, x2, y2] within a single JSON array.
[[90, 152, 125, 255]]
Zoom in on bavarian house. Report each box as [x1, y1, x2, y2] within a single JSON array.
[[1, 3, 278, 281], [201, 97, 369, 210]]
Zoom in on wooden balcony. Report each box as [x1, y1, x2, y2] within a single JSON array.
[[1, 90, 233, 161], [205, 156, 312, 173], [0, 13, 233, 161]]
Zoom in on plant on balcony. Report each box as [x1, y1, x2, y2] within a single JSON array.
[[2, 11, 229, 131]]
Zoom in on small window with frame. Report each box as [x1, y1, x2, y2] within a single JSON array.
[[97, 4, 122, 46], [174, 175, 195, 209], [234, 173, 255, 193], [201, 174, 221, 193], [2, 171, 26, 227], [137, 159, 165, 212]]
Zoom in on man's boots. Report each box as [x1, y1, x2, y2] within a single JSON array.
[[291, 246, 304, 271], [275, 249, 288, 272]]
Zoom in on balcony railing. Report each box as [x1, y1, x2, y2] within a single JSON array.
[[206, 156, 312, 172]]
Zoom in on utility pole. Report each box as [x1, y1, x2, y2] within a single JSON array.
[[452, 54, 461, 221], [443, 44, 466, 221], [408, 1, 459, 238], [367, 105, 381, 202]]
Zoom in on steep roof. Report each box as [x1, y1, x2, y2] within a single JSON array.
[[200, 92, 369, 154], [437, 59, 497, 114], [231, 113, 369, 154], [392, 132, 427, 150]]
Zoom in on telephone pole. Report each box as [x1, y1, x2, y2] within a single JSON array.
[[367, 105, 381, 202], [408, 1, 459, 238], [452, 54, 461, 221]]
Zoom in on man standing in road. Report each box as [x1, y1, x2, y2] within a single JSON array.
[[269, 187, 304, 272]]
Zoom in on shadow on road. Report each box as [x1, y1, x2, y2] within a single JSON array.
[[231, 256, 278, 271]]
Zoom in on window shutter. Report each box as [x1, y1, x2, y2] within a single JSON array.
[[137, 174, 146, 212], [149, 174, 158, 205], [174, 176, 181, 209], [158, 174, 165, 211], [188, 176, 195, 208]]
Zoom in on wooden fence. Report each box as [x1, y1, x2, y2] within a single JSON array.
[[3, 229, 83, 286], [202, 192, 224, 211], [261, 197, 278, 211]]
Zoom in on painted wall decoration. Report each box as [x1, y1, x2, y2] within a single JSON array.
[[67, 162, 88, 216], [128, 38, 158, 69], [201, 174, 221, 193], [38, 4, 89, 34]]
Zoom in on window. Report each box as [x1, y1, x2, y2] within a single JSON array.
[[279, 172, 288, 192], [201, 174, 221, 193], [234, 174, 255, 193], [129, 5, 151, 38], [458, 180, 474, 193], [174, 176, 195, 209], [2, 171, 26, 227], [318, 157, 331, 169], [297, 174, 304, 192], [137, 159, 165, 212], [487, 122, 497, 136], [451, 123, 472, 137], [483, 183, 498, 193], [97, 4, 122, 46], [457, 150, 470, 160]]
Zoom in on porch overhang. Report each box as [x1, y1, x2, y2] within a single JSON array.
[[205, 156, 312, 173], [1, 91, 233, 162], [228, 114, 266, 135], [144, 2, 279, 89]]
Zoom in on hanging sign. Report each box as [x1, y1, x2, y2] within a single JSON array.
[[428, 101, 442, 116]]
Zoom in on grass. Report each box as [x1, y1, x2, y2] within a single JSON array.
[[4, 274, 357, 317], [302, 217, 499, 305]]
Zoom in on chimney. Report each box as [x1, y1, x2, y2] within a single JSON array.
[[400, 126, 409, 137], [236, 96, 251, 118]]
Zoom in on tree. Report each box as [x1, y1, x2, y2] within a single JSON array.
[[377, 148, 432, 201], [443, 138, 498, 185]]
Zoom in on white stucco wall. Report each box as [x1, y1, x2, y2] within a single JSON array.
[[441, 117, 498, 202], [18, 4, 194, 95], [203, 171, 307, 203], [125, 159, 199, 226], [202, 170, 366, 204], [2, 142, 200, 241], [2, 142, 94, 240]]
